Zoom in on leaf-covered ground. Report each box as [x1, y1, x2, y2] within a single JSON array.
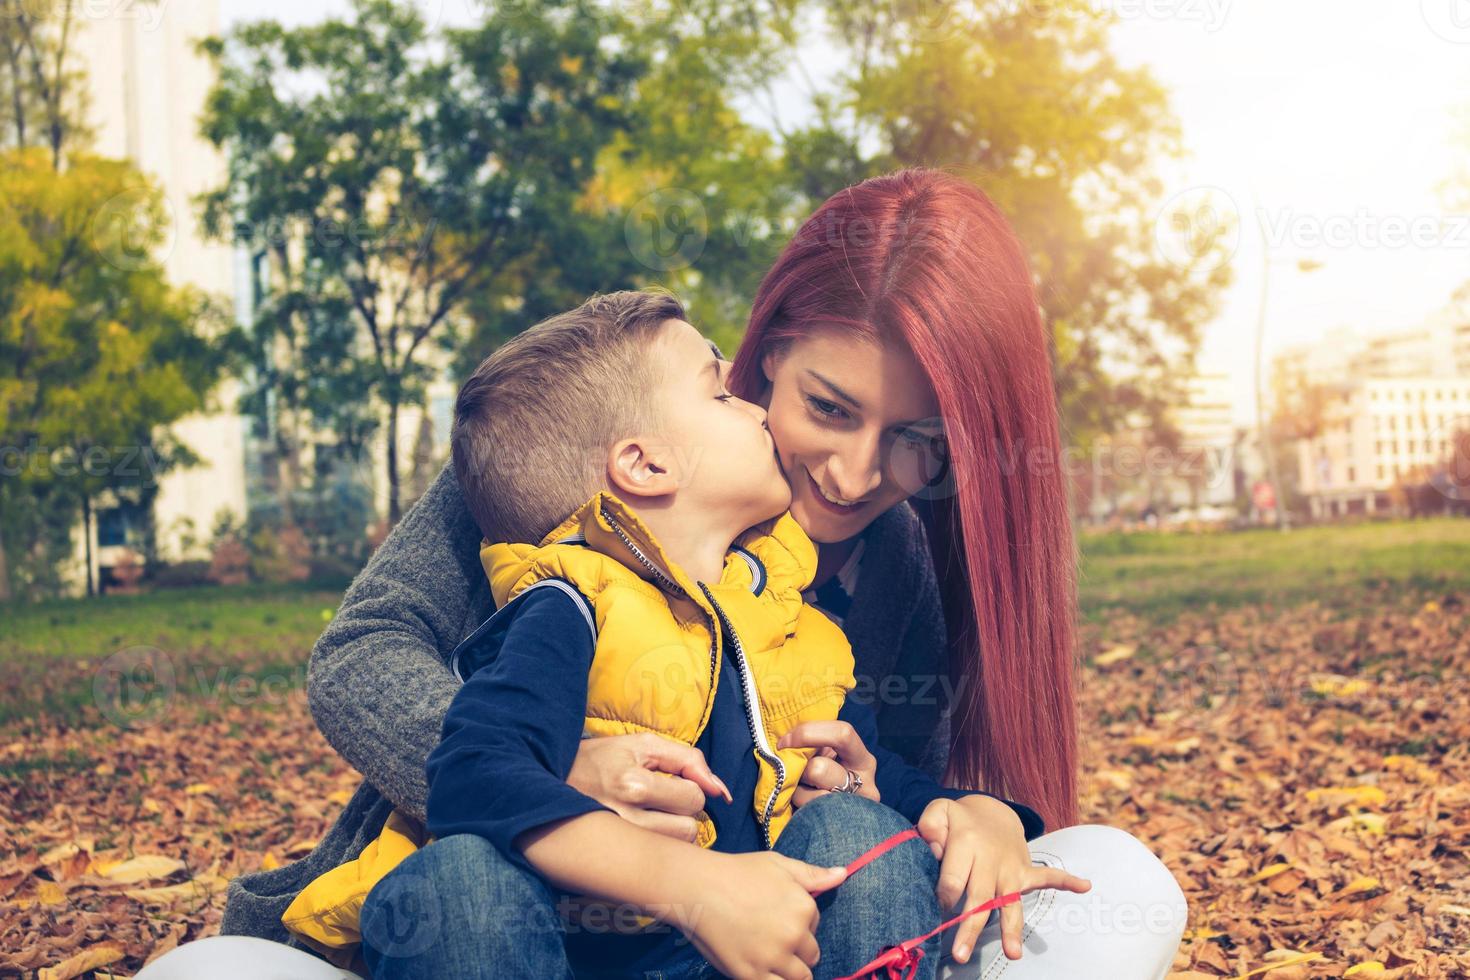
[[1080, 589, 1470, 978], [2, 527, 1468, 978]]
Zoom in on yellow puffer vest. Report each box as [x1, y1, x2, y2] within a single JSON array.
[[281, 491, 855, 964]]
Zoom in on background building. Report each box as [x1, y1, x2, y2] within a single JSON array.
[[1275, 303, 1470, 518], [66, 0, 250, 591]]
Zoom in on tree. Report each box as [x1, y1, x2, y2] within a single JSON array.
[[0, 149, 233, 597], [0, 0, 93, 166], [782, 0, 1233, 446], [198, 0, 652, 524]]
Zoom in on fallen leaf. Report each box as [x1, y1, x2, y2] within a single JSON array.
[[1094, 644, 1136, 666], [92, 854, 186, 884], [37, 943, 125, 980]]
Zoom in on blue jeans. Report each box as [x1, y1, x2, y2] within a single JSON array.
[[361, 793, 942, 979]]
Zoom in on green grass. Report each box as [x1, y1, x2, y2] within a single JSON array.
[[0, 582, 340, 659], [1, 518, 1466, 726], [1078, 516, 1470, 623], [0, 583, 341, 726]]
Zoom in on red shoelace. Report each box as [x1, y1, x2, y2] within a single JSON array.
[[810, 828, 1022, 980]]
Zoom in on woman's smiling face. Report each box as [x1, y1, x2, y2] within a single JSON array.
[[755, 326, 948, 544]]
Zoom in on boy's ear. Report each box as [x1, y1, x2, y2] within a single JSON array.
[[607, 437, 680, 499]]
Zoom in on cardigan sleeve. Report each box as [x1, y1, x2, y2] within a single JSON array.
[[305, 462, 491, 824], [839, 697, 1045, 841]]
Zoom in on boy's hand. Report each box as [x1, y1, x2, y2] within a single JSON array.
[[778, 721, 880, 807], [916, 795, 1090, 964], [672, 850, 848, 979]]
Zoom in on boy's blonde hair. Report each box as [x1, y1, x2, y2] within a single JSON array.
[[451, 290, 687, 545]]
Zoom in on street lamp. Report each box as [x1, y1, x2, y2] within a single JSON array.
[[1252, 217, 1323, 532]]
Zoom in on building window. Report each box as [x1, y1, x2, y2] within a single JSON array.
[[1377, 464, 1385, 480], [1346, 466, 1356, 483], [96, 502, 147, 549]]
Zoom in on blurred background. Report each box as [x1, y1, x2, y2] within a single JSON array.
[[3, 1, 1469, 977], [2, 0, 1468, 601]]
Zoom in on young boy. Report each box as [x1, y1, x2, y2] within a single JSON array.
[[289, 290, 1050, 979]]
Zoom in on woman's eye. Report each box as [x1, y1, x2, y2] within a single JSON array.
[[716, 392, 735, 402], [807, 396, 845, 420]]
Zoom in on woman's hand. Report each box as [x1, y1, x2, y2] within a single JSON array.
[[776, 720, 881, 807], [917, 795, 1091, 964], [567, 732, 732, 843]]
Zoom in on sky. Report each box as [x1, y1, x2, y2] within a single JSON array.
[[220, 0, 1470, 425]]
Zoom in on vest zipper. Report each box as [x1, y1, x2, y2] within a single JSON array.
[[599, 507, 720, 723], [599, 506, 785, 849], [698, 583, 786, 850]]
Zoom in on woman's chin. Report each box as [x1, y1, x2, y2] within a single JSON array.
[[787, 496, 867, 543]]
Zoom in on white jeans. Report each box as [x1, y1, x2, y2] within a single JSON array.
[[138, 824, 1185, 980]]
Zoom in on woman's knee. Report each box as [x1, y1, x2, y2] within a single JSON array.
[[1031, 824, 1187, 957], [134, 936, 362, 980]]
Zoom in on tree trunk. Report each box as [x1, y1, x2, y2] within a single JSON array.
[[0, 524, 11, 602], [386, 401, 401, 526], [81, 492, 94, 597]]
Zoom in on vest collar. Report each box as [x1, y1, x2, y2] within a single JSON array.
[[484, 490, 767, 607]]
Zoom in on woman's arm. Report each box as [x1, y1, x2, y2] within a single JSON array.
[[306, 461, 491, 823]]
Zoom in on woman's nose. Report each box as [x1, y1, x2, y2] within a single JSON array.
[[828, 443, 883, 500]]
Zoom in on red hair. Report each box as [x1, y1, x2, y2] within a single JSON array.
[[729, 169, 1079, 828]]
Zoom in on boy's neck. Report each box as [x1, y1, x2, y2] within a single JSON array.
[[631, 501, 754, 586]]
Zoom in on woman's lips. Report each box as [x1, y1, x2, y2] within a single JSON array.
[[805, 469, 865, 515]]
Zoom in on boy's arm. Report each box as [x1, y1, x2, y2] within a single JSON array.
[[425, 585, 750, 926], [514, 810, 714, 918], [836, 697, 1046, 840], [424, 585, 616, 873]]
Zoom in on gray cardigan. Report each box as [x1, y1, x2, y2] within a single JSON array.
[[220, 462, 951, 948]]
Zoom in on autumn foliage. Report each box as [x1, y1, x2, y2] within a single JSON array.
[[2, 581, 1467, 976]]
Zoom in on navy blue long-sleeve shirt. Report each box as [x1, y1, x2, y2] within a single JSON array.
[[424, 582, 1043, 971]]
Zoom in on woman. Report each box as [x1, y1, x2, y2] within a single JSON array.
[[140, 169, 1186, 979]]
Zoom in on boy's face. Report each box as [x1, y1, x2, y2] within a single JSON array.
[[650, 318, 791, 526]]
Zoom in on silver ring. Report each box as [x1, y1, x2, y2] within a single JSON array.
[[828, 768, 863, 794]]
